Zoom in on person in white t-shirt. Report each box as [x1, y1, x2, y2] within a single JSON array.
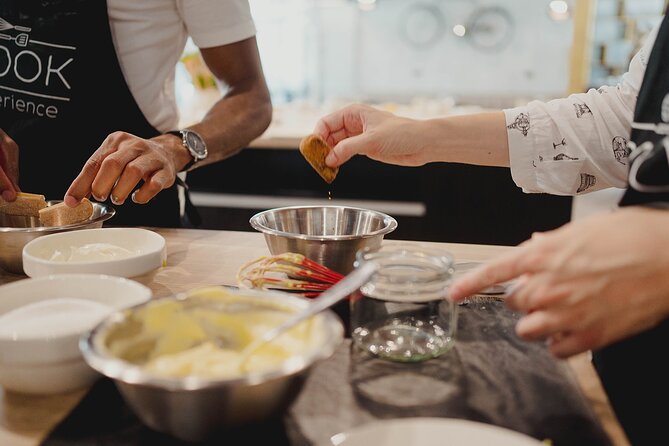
[[0, 0, 271, 227], [313, 18, 669, 446]]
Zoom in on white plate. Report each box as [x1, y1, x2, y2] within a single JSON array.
[[327, 418, 544, 446], [0, 274, 151, 394], [22, 227, 166, 278]]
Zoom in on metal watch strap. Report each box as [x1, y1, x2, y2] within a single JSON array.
[[166, 130, 196, 171]]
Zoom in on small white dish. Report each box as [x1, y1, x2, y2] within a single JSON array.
[[22, 227, 166, 278], [0, 274, 151, 394], [326, 418, 543, 446]]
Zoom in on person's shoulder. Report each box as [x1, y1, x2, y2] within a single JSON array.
[[179, 0, 256, 49]]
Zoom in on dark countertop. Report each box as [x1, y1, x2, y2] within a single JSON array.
[[287, 300, 610, 446], [42, 300, 610, 446]]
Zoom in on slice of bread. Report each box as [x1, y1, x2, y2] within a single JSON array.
[[0, 192, 47, 217], [39, 198, 94, 227], [299, 134, 339, 184]]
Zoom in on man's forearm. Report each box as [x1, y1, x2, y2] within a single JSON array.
[[187, 79, 272, 167], [423, 111, 509, 167]]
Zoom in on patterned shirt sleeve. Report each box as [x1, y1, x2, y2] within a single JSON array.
[[504, 25, 659, 196]]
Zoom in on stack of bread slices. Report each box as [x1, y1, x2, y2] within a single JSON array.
[[0, 192, 93, 226]]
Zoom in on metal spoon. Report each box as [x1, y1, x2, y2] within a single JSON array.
[[238, 260, 379, 366]]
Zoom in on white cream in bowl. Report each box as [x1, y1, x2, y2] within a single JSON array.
[[22, 228, 166, 278], [48, 243, 137, 263]]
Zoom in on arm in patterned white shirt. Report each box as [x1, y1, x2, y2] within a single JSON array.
[[313, 26, 660, 193], [504, 25, 659, 196]]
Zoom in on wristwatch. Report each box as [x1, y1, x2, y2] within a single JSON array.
[[166, 129, 208, 171]]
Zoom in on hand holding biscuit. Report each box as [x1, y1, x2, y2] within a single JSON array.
[[313, 103, 434, 168]]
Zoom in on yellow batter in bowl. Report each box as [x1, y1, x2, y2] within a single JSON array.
[[104, 287, 323, 379]]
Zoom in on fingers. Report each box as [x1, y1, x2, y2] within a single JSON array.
[[66, 132, 127, 205], [132, 169, 174, 204], [326, 133, 374, 167], [516, 309, 572, 340], [314, 104, 368, 143], [547, 331, 596, 358], [91, 148, 142, 203], [0, 167, 17, 201], [315, 104, 373, 161], [449, 249, 542, 302], [449, 230, 561, 302], [0, 129, 20, 191], [515, 304, 601, 358], [505, 274, 572, 313], [66, 132, 176, 207], [109, 156, 163, 205], [515, 311, 582, 358]]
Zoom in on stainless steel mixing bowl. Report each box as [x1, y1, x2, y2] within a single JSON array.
[[0, 201, 115, 274], [80, 287, 344, 442], [249, 206, 398, 274]]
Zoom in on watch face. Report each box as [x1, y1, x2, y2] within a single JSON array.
[[185, 131, 207, 160]]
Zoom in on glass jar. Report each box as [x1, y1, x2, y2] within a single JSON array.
[[351, 245, 458, 362]]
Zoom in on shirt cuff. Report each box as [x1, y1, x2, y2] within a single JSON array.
[[504, 106, 540, 193]]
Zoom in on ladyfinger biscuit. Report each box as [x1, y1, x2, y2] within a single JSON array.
[[39, 198, 94, 227], [0, 192, 47, 217], [299, 134, 339, 184]]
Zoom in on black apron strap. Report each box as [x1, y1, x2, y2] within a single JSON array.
[[175, 176, 202, 228]]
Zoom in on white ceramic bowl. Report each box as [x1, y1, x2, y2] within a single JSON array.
[[22, 228, 166, 278], [0, 274, 152, 394], [326, 418, 543, 446]]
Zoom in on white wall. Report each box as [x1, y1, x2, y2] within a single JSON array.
[[251, 0, 575, 104]]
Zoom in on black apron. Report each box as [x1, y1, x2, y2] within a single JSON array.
[[592, 11, 669, 446], [0, 0, 181, 227]]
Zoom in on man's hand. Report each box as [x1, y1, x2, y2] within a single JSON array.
[[65, 131, 190, 207], [0, 129, 19, 201], [449, 207, 669, 358]]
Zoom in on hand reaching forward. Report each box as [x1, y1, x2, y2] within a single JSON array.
[[0, 128, 19, 201], [314, 104, 509, 168], [65, 131, 191, 207], [314, 103, 434, 167], [449, 207, 669, 358]]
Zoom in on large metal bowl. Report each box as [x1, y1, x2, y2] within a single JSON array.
[[80, 287, 344, 442], [0, 201, 115, 274], [249, 206, 398, 274]]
